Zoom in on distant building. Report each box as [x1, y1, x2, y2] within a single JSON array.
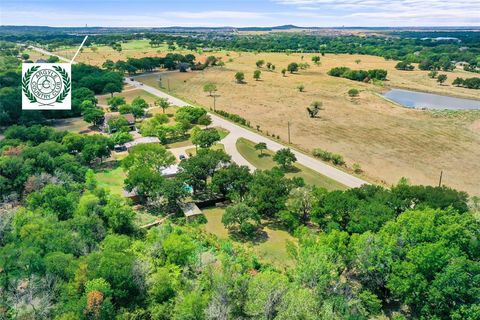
[[36, 59, 48, 63], [103, 112, 135, 133]]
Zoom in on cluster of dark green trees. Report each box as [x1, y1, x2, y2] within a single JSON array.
[[328, 67, 388, 82], [0, 43, 123, 126], [102, 53, 196, 75], [452, 76, 480, 89]]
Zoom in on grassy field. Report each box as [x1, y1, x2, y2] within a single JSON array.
[[186, 143, 225, 156], [50, 117, 92, 134], [97, 88, 159, 108], [202, 207, 296, 268], [95, 165, 126, 196], [55, 39, 230, 67], [138, 52, 480, 195], [237, 138, 346, 190]]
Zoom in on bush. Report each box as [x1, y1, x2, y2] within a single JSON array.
[[348, 88, 359, 97], [214, 109, 250, 127], [312, 148, 345, 166]]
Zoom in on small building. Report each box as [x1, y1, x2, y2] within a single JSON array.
[[124, 136, 160, 150], [35, 58, 48, 63], [455, 61, 470, 68], [161, 164, 181, 178], [103, 112, 135, 133], [181, 202, 203, 220]]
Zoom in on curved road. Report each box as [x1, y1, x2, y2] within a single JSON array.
[[126, 78, 368, 188]]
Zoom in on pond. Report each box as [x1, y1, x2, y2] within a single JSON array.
[[383, 89, 480, 110]]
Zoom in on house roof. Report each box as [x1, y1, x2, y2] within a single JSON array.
[[181, 202, 203, 217], [124, 136, 160, 149], [104, 112, 135, 124]]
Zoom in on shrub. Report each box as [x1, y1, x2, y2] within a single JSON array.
[[312, 148, 345, 166], [348, 88, 359, 97], [214, 109, 250, 127]]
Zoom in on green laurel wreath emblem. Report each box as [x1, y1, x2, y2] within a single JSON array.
[[22, 65, 40, 103], [52, 66, 71, 103]]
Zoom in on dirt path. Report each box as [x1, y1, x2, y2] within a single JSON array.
[[126, 78, 367, 188]]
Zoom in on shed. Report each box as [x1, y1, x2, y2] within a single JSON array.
[[181, 202, 203, 219]]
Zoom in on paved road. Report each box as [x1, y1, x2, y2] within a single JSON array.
[[126, 78, 368, 188]]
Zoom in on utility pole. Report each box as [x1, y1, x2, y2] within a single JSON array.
[[438, 170, 443, 187], [287, 121, 291, 144], [213, 95, 216, 111]]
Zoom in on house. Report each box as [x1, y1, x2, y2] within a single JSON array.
[[103, 112, 135, 133], [124, 137, 160, 150]]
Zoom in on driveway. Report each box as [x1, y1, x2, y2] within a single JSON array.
[[125, 78, 367, 188]]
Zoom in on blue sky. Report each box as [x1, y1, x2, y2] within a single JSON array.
[[1, 0, 479, 27]]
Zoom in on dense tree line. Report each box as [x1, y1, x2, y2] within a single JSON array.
[[328, 67, 388, 82]]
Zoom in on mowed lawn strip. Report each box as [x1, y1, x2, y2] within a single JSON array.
[[236, 138, 347, 191], [95, 165, 126, 196], [202, 207, 296, 268]]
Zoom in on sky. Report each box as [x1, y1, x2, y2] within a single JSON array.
[[1, 0, 479, 28]]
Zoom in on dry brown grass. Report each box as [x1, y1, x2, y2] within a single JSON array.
[[138, 52, 480, 195]]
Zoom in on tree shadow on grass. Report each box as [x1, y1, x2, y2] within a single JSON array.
[[228, 228, 269, 245], [257, 153, 271, 158]]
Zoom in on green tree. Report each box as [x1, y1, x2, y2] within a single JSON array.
[[106, 96, 126, 111], [235, 72, 245, 83], [123, 143, 175, 173], [428, 70, 438, 79], [281, 69, 287, 77], [191, 128, 221, 149], [254, 142, 267, 156], [154, 97, 170, 114], [348, 88, 359, 97], [83, 107, 104, 127], [253, 70, 261, 81], [203, 82, 217, 96], [273, 148, 297, 171], [437, 74, 448, 84], [222, 202, 261, 237], [311, 56, 321, 65], [256, 60, 265, 68], [287, 62, 299, 73], [103, 82, 122, 97], [306, 101, 323, 118]]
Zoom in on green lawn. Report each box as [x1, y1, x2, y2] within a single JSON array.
[[202, 207, 296, 268], [185, 143, 225, 156], [236, 138, 347, 191], [95, 165, 126, 196]]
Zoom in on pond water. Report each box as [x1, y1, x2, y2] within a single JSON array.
[[383, 89, 480, 110]]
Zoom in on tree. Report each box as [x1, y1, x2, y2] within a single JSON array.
[[254, 142, 267, 156], [191, 128, 221, 149], [203, 82, 217, 96], [21, 53, 30, 60], [103, 82, 122, 97], [256, 60, 265, 68], [211, 164, 252, 199], [437, 74, 448, 85], [306, 101, 323, 118], [106, 96, 126, 111], [47, 55, 60, 63], [287, 63, 299, 73], [428, 70, 438, 79], [155, 178, 189, 213], [348, 88, 359, 97], [278, 186, 314, 231], [297, 84, 305, 92], [311, 56, 321, 65], [281, 69, 287, 77], [273, 148, 297, 171], [111, 132, 133, 145], [154, 97, 170, 114], [197, 114, 212, 127], [107, 116, 129, 133], [253, 70, 261, 81], [123, 143, 175, 173], [179, 149, 231, 194], [235, 72, 245, 83], [452, 77, 464, 87], [83, 107, 104, 127], [395, 61, 414, 71], [131, 96, 149, 109], [222, 202, 261, 237]]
